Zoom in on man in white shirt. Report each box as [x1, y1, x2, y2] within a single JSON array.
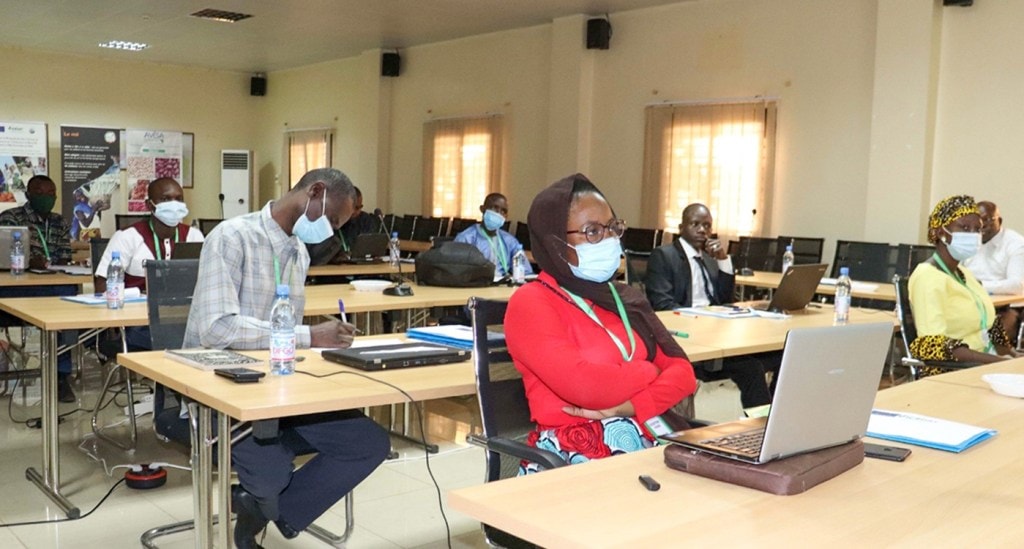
[[964, 201, 1024, 295]]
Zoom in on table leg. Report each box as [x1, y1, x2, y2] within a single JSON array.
[[218, 412, 232, 549], [189, 403, 214, 548], [25, 329, 80, 518]]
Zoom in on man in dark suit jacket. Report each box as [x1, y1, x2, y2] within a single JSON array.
[[644, 203, 774, 408]]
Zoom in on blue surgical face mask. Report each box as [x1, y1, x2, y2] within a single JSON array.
[[483, 209, 505, 232], [943, 228, 981, 262], [153, 200, 189, 227], [568, 237, 622, 282], [292, 196, 333, 244]]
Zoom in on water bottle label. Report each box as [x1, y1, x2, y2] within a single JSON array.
[[835, 296, 850, 315], [270, 332, 296, 360], [106, 284, 122, 306], [10, 255, 23, 270]]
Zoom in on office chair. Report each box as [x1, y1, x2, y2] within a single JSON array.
[[411, 216, 444, 242], [620, 227, 659, 253], [115, 213, 151, 231], [514, 221, 531, 251], [735, 236, 779, 272], [892, 274, 980, 382], [466, 297, 566, 548], [139, 259, 351, 548], [775, 236, 825, 265], [623, 250, 651, 290], [196, 218, 223, 235], [448, 217, 477, 236]]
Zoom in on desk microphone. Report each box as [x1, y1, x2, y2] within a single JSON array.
[[383, 252, 414, 297], [374, 208, 387, 234]]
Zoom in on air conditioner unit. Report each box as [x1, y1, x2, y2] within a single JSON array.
[[220, 150, 256, 219]]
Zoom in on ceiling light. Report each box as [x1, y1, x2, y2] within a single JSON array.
[[190, 9, 253, 23], [98, 40, 149, 52]]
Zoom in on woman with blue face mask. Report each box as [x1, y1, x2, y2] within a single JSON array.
[[504, 174, 697, 473], [908, 194, 1017, 375]]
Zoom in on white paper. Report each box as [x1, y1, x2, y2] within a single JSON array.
[[867, 409, 994, 449]]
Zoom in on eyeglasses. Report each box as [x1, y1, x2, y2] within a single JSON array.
[[566, 219, 626, 244]]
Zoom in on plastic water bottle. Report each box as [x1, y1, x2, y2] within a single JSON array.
[[781, 244, 795, 274], [9, 230, 24, 276], [834, 267, 852, 325], [512, 249, 527, 284], [106, 251, 125, 309], [269, 284, 296, 375], [388, 231, 401, 267]]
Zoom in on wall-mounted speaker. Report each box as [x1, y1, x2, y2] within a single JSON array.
[[381, 52, 401, 77], [586, 18, 611, 50], [943, 0, 973, 5], [250, 75, 266, 96]]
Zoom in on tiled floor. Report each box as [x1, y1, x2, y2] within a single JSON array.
[[0, 341, 748, 548]]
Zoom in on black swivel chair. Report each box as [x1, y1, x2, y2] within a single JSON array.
[[448, 217, 477, 236], [466, 298, 566, 548], [776, 236, 825, 265], [624, 250, 651, 291], [621, 227, 659, 254], [892, 274, 980, 382], [895, 243, 935, 278], [140, 259, 351, 547], [735, 236, 779, 272], [514, 221, 531, 251], [391, 215, 415, 240], [90, 237, 109, 288], [115, 213, 151, 231], [196, 218, 223, 235], [411, 216, 444, 242]]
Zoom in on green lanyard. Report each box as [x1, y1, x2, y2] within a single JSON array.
[[564, 282, 636, 361], [33, 224, 50, 262], [338, 229, 349, 252], [148, 220, 180, 260], [478, 225, 508, 273], [932, 253, 993, 352], [272, 256, 294, 288]]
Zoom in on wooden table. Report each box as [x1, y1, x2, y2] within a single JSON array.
[[658, 305, 897, 357], [0, 271, 88, 288], [448, 360, 1024, 548], [307, 262, 401, 278], [0, 297, 149, 518], [736, 270, 1024, 307]]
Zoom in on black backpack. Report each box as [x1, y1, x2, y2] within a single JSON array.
[[415, 242, 495, 287]]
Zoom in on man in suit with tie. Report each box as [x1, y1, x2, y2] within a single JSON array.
[[644, 203, 773, 408]]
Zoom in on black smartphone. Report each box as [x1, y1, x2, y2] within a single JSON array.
[[214, 367, 266, 383], [864, 442, 911, 462], [28, 268, 56, 275]]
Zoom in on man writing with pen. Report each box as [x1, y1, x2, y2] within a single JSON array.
[[183, 168, 388, 548], [644, 203, 775, 409]]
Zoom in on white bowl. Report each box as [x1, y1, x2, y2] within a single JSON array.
[[981, 373, 1024, 398], [350, 279, 392, 293]]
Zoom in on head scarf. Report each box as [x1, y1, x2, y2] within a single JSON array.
[[527, 173, 687, 361], [927, 195, 979, 244]]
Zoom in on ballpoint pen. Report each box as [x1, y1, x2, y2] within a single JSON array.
[[338, 299, 363, 334], [672, 330, 689, 338]]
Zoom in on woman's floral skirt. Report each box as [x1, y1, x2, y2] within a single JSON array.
[[519, 417, 655, 475]]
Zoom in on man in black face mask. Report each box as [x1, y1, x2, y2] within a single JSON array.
[[0, 175, 77, 401]]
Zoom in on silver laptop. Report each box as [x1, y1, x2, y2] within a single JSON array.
[[662, 322, 892, 464], [0, 226, 29, 270], [742, 263, 828, 313]]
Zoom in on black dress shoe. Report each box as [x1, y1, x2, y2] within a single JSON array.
[[231, 485, 268, 549], [275, 518, 301, 540], [57, 375, 76, 403]]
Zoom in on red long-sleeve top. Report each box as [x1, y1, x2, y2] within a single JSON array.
[[505, 272, 697, 429]]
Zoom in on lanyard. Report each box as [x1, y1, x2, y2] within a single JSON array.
[[338, 229, 349, 252], [932, 253, 993, 352], [33, 223, 50, 261], [564, 282, 636, 361], [272, 256, 295, 288], [478, 225, 508, 272], [148, 220, 180, 260]]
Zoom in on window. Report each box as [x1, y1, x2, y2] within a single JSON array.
[[422, 115, 503, 218], [640, 101, 777, 239], [285, 128, 334, 189]]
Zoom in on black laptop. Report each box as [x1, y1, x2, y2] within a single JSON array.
[[343, 233, 389, 264], [172, 241, 203, 259], [321, 342, 469, 371], [739, 263, 829, 313]]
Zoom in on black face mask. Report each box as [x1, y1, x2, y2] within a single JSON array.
[[28, 194, 56, 215]]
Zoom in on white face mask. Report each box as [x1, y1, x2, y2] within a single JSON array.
[[153, 200, 189, 227], [943, 229, 981, 261], [292, 196, 333, 244], [568, 237, 622, 282]]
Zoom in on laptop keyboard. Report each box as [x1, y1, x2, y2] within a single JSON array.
[[701, 428, 765, 456]]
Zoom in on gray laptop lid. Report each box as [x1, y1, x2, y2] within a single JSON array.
[[321, 341, 469, 371], [0, 226, 29, 269], [758, 263, 829, 312], [663, 322, 892, 463]]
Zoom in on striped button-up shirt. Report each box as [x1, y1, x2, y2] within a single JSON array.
[[184, 202, 312, 349]]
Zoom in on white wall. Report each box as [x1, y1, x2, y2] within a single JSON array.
[[0, 46, 258, 227]]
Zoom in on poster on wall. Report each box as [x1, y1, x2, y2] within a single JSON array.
[[0, 121, 48, 205], [124, 129, 183, 212], [60, 126, 121, 242]]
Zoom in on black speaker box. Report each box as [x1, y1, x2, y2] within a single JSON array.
[[943, 0, 973, 6], [382, 52, 401, 77], [586, 19, 611, 50], [250, 76, 266, 96]]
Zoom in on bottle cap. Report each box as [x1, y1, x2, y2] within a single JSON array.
[[12, 231, 20, 239], [786, 245, 793, 251], [840, 266, 849, 276], [391, 231, 398, 238], [112, 251, 120, 259], [276, 284, 290, 297]]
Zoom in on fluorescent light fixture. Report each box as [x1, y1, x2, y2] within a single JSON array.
[[98, 40, 148, 52]]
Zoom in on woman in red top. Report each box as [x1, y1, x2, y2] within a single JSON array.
[[505, 174, 697, 473]]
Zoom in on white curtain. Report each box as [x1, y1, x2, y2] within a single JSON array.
[[422, 116, 503, 218], [284, 128, 334, 189]]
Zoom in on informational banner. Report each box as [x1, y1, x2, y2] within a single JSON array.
[[60, 126, 120, 241], [124, 129, 183, 212], [0, 121, 48, 204]]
